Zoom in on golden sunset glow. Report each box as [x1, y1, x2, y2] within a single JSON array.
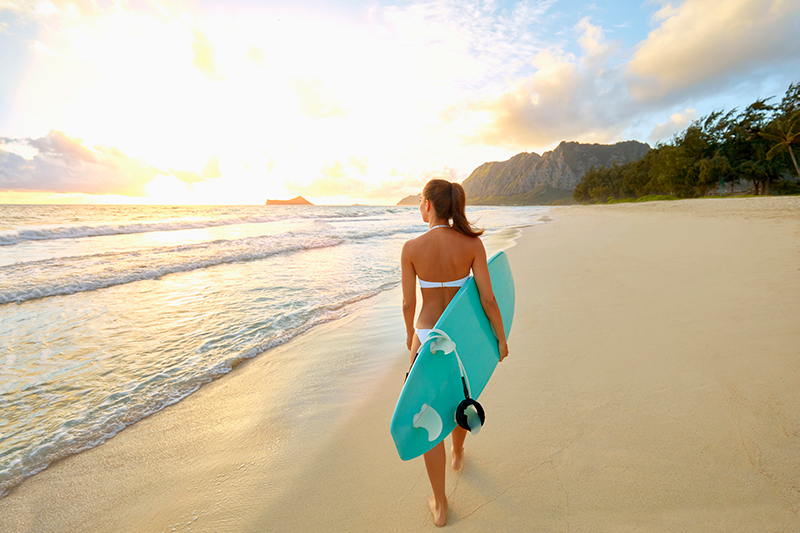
[[1, 0, 798, 204]]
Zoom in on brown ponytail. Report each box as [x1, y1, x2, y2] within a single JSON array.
[[422, 179, 484, 237]]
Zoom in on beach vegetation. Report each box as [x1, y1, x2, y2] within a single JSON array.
[[759, 109, 800, 179], [574, 82, 800, 203]]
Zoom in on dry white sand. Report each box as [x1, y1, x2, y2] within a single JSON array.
[[1, 196, 798, 532]]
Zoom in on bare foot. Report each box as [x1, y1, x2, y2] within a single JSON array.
[[428, 495, 447, 527], [451, 446, 464, 471]]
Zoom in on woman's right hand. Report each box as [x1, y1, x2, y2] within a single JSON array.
[[498, 339, 509, 362]]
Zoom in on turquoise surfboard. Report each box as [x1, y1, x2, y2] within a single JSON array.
[[390, 251, 515, 461]]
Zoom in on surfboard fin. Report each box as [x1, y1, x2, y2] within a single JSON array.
[[413, 404, 443, 442], [430, 336, 456, 355]]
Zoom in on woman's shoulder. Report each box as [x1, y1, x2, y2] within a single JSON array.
[[401, 233, 426, 256], [463, 232, 487, 258], [403, 232, 426, 246]]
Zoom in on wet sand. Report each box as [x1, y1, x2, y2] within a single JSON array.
[[1, 196, 798, 531]]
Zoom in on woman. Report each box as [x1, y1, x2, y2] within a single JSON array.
[[400, 179, 509, 527]]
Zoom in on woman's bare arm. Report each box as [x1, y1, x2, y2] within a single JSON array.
[[470, 241, 509, 362], [400, 241, 417, 351]]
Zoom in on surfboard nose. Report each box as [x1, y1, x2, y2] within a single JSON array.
[[412, 404, 443, 442]]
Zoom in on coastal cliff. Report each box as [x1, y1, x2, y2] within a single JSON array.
[[265, 196, 314, 206], [463, 140, 650, 205], [396, 194, 421, 206]]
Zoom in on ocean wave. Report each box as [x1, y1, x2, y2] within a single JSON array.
[[0, 217, 274, 245], [1, 222, 417, 304], [0, 232, 345, 305], [0, 208, 398, 246]]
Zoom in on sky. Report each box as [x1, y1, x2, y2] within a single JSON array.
[[0, 0, 798, 205]]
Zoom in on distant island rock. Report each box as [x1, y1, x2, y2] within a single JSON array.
[[397, 194, 421, 206], [265, 196, 314, 206], [462, 140, 651, 205]]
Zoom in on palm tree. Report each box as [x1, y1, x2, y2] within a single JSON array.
[[760, 109, 800, 179]]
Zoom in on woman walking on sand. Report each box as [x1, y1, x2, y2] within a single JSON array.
[[401, 179, 509, 527]]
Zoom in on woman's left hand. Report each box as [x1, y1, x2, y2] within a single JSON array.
[[498, 339, 509, 362]]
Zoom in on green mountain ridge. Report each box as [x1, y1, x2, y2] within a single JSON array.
[[463, 140, 651, 205]]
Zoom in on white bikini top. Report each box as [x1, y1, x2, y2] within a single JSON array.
[[418, 275, 470, 289]]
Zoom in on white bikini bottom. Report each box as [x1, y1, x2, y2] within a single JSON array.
[[415, 328, 432, 345]]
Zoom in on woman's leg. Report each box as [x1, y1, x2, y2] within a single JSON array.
[[409, 334, 421, 367], [423, 441, 447, 526], [451, 426, 467, 470]]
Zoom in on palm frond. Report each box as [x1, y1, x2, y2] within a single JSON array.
[[766, 143, 787, 160]]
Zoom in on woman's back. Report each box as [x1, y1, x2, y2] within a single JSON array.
[[404, 226, 481, 329]]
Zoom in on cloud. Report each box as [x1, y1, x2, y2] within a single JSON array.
[[576, 16, 615, 63], [28, 129, 99, 164], [30, 40, 68, 58], [289, 175, 368, 198], [2, 0, 166, 21], [287, 173, 429, 202], [627, 0, 800, 102], [459, 18, 631, 149], [2, 0, 103, 18], [446, 2, 799, 153], [648, 108, 697, 143], [286, 157, 447, 201], [0, 130, 160, 196], [347, 155, 369, 174], [290, 77, 347, 119], [0, 131, 218, 196], [420, 166, 459, 184], [377, 0, 555, 84], [166, 155, 222, 184], [202, 155, 221, 179], [370, 167, 458, 199], [167, 169, 205, 184], [43, 0, 104, 17], [191, 28, 224, 81], [246, 45, 266, 66], [321, 160, 347, 179], [319, 156, 370, 180]]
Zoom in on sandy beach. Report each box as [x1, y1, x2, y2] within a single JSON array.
[[1, 196, 798, 532]]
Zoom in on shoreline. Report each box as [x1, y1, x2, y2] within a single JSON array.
[[1, 196, 798, 531]]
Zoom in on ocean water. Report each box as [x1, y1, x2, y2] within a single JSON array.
[[0, 203, 550, 498]]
